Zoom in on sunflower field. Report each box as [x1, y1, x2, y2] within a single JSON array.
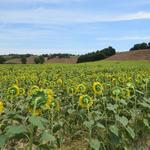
[[0, 61, 150, 150]]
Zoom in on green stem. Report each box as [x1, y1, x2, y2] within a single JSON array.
[[145, 80, 148, 97], [29, 126, 34, 150], [29, 99, 37, 150], [87, 108, 92, 150], [51, 109, 54, 135]]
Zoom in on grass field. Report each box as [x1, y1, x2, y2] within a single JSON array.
[[0, 61, 150, 150]]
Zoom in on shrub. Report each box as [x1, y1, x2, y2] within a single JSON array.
[[0, 56, 6, 64], [21, 56, 27, 64], [34, 56, 45, 64]]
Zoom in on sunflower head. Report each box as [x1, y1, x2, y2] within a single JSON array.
[[68, 86, 76, 95], [126, 82, 135, 96], [77, 84, 86, 93], [28, 85, 39, 96], [8, 85, 20, 97], [121, 88, 130, 99], [44, 90, 54, 109], [111, 87, 121, 100], [126, 82, 135, 89], [79, 95, 93, 109], [57, 79, 63, 86], [93, 82, 103, 95], [0, 101, 4, 113], [29, 89, 49, 109], [47, 89, 54, 97]]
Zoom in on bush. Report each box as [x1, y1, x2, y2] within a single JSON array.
[[0, 56, 6, 64], [34, 56, 45, 64], [21, 56, 27, 64]]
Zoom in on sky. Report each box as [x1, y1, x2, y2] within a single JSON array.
[[0, 0, 150, 54]]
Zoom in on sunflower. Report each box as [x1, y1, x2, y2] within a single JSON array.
[[45, 90, 54, 109], [47, 89, 54, 97], [79, 95, 93, 109], [0, 101, 4, 113], [126, 82, 135, 89], [8, 85, 20, 97], [68, 86, 76, 95], [57, 79, 63, 85], [126, 82, 135, 96], [28, 85, 39, 96], [77, 84, 86, 93], [93, 82, 103, 95], [111, 87, 122, 100], [121, 88, 130, 99], [29, 89, 49, 109]]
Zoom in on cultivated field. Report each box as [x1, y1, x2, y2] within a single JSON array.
[[0, 61, 150, 150]]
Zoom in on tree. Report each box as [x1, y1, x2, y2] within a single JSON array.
[[148, 42, 150, 48], [34, 56, 45, 64], [0, 56, 6, 64], [21, 56, 27, 64], [34, 57, 39, 64], [38, 56, 45, 64]]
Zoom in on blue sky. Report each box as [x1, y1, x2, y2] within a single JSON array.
[[0, 0, 150, 54]]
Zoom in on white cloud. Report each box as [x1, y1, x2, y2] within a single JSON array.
[[97, 35, 150, 41], [0, 8, 150, 25]]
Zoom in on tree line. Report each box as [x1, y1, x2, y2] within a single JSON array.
[[130, 42, 150, 51], [77, 46, 116, 63]]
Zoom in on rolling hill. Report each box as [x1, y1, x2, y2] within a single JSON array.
[[107, 49, 150, 60], [5, 56, 78, 64], [4, 49, 150, 64]]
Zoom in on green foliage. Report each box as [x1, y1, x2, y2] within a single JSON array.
[[89, 139, 100, 150], [130, 42, 150, 51], [21, 56, 27, 64], [47, 53, 75, 59], [0, 61, 150, 149], [0, 56, 6, 64], [28, 116, 47, 129], [34, 56, 45, 64], [77, 46, 116, 63]]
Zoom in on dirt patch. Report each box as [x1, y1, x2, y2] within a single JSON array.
[[46, 56, 78, 64]]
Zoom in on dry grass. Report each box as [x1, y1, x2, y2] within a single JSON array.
[[46, 56, 78, 64], [107, 49, 150, 60]]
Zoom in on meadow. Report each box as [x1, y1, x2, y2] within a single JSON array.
[[0, 61, 150, 150]]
